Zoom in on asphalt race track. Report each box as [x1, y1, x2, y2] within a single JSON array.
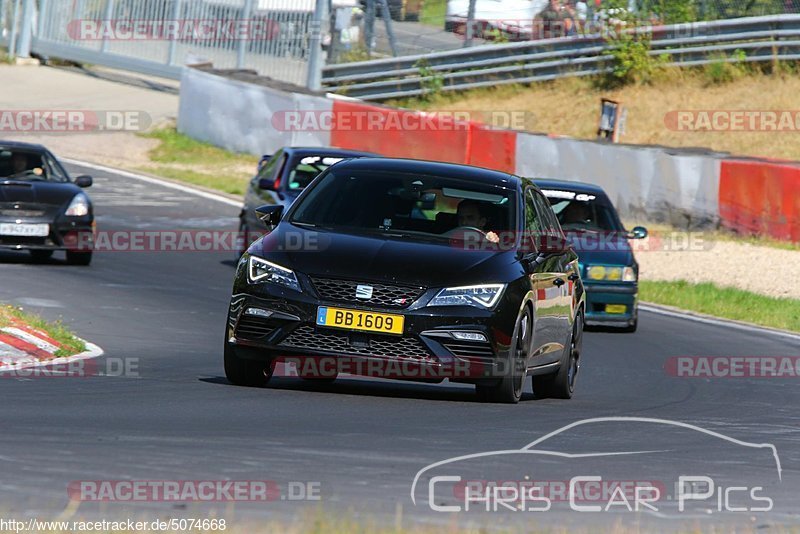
[[1, 162, 799, 531]]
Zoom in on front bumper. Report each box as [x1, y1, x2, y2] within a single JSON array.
[[584, 282, 638, 326], [225, 273, 521, 383], [0, 217, 94, 251]]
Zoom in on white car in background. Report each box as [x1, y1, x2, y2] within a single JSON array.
[[444, 0, 547, 40]]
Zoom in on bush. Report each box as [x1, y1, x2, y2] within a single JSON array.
[[703, 49, 748, 85]]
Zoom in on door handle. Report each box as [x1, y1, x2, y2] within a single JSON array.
[[553, 278, 565, 287], [568, 273, 580, 281]]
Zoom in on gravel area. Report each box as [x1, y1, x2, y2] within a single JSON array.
[[637, 239, 800, 300]]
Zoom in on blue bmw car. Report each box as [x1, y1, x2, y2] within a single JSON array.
[[536, 179, 647, 332]]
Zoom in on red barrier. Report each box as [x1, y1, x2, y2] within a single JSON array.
[[467, 123, 517, 174], [719, 160, 800, 242], [329, 100, 470, 164]]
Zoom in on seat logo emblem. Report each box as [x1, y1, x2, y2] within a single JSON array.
[[355, 285, 373, 299]]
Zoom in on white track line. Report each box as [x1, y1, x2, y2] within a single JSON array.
[[62, 159, 800, 343], [640, 303, 800, 342], [61, 157, 242, 208]]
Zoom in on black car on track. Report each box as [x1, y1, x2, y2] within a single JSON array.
[[225, 158, 585, 403], [0, 141, 94, 265], [237, 146, 376, 257]]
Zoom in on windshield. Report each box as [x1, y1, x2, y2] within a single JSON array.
[[290, 170, 516, 240], [541, 188, 624, 233], [0, 149, 68, 182], [286, 155, 349, 191]]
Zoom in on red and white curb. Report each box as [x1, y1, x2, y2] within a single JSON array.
[[0, 322, 103, 373]]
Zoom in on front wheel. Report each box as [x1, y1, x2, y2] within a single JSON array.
[[533, 312, 582, 399], [224, 341, 272, 387], [476, 307, 531, 404]]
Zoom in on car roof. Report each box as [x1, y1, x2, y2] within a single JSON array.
[[0, 140, 49, 153], [284, 147, 378, 158], [533, 178, 608, 195], [330, 157, 520, 188]]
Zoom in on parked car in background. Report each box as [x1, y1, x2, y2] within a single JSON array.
[[0, 141, 94, 265], [536, 179, 646, 332], [445, 0, 547, 40], [237, 146, 376, 257]]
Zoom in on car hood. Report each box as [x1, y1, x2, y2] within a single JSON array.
[[250, 223, 519, 288], [0, 180, 82, 208], [566, 231, 634, 267]]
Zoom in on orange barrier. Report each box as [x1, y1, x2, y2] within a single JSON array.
[[467, 123, 517, 174], [719, 160, 800, 242], [329, 99, 471, 164]]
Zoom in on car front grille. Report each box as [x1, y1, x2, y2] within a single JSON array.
[[309, 277, 425, 309], [441, 340, 495, 362], [279, 325, 434, 362], [234, 315, 277, 340]]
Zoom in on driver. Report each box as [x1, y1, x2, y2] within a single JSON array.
[[456, 200, 499, 243], [560, 201, 592, 226], [10, 153, 29, 175]]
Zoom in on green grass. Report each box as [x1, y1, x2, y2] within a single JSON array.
[[141, 127, 255, 166], [419, 0, 446, 27], [137, 166, 248, 196], [640, 280, 800, 333], [0, 304, 86, 357]]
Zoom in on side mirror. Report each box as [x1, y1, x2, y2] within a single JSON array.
[[257, 154, 271, 171], [629, 226, 648, 239], [258, 178, 276, 190], [255, 204, 284, 230], [74, 175, 93, 188]]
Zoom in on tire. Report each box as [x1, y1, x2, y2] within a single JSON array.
[[475, 307, 531, 404], [29, 250, 53, 262], [66, 251, 92, 265], [224, 341, 272, 387], [533, 312, 582, 399], [620, 317, 638, 333]]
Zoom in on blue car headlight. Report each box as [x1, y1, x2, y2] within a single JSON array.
[[427, 284, 505, 309], [247, 256, 301, 292], [586, 265, 637, 282]]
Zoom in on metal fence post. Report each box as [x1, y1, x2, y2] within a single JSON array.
[[37, 0, 48, 37], [100, 0, 115, 53], [236, 0, 254, 69], [463, 0, 477, 48], [7, 0, 20, 58], [15, 0, 33, 57], [306, 0, 327, 91], [167, 0, 183, 65]]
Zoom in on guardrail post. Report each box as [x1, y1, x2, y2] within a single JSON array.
[[15, 0, 33, 57], [100, 0, 115, 53], [236, 0, 254, 69], [167, 0, 183, 65], [305, 0, 327, 91]]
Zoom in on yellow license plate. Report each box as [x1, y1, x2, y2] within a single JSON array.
[[605, 304, 627, 314], [316, 306, 404, 335]]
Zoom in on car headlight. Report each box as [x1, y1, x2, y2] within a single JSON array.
[[622, 266, 637, 282], [586, 265, 637, 282], [65, 193, 90, 217], [248, 256, 301, 292], [427, 284, 505, 308]]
